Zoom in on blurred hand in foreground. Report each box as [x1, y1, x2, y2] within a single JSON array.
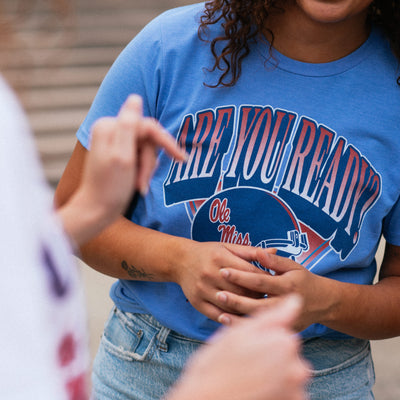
[[167, 295, 310, 400]]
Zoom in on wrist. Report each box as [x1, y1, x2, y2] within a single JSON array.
[[163, 236, 196, 284], [58, 187, 110, 246], [314, 276, 343, 327]]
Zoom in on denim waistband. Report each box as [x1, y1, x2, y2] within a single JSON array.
[[123, 310, 204, 344], [302, 336, 370, 376]]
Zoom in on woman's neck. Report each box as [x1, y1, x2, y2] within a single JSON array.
[[264, 3, 371, 63]]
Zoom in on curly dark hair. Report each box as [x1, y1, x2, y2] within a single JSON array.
[[198, 0, 400, 87]]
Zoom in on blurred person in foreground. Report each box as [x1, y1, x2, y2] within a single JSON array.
[[0, 1, 309, 399]]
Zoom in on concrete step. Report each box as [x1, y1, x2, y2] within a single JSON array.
[[21, 86, 98, 111], [36, 133, 78, 159], [28, 108, 87, 134], [4, 66, 109, 89], [14, 10, 159, 35], [1, 46, 124, 69]]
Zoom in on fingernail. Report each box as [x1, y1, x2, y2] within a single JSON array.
[[140, 184, 149, 196], [182, 151, 189, 162], [128, 94, 142, 105], [220, 269, 230, 278], [216, 292, 227, 302], [218, 315, 231, 325]]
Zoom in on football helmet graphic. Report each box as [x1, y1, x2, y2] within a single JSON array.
[[191, 187, 309, 263]]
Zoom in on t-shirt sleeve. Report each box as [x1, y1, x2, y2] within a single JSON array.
[[383, 194, 400, 246], [76, 16, 164, 149]]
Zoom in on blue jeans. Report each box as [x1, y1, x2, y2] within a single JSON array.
[[303, 337, 375, 399], [92, 308, 375, 400], [92, 308, 202, 400]]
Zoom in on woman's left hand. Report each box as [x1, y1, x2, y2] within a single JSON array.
[[215, 247, 334, 331]]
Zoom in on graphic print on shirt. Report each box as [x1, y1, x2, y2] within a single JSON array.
[[164, 105, 382, 270]]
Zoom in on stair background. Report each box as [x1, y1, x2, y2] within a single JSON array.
[[2, 0, 191, 186], [2, 1, 399, 398]]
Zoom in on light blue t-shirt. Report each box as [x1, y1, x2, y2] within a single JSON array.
[[77, 3, 400, 341]]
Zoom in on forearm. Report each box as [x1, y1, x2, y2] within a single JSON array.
[[79, 216, 192, 282], [217, 248, 400, 340], [318, 275, 400, 340], [78, 217, 270, 323]]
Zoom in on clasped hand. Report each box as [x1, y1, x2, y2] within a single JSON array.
[[176, 243, 329, 332]]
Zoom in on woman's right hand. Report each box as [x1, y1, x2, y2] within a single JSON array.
[[173, 240, 270, 321]]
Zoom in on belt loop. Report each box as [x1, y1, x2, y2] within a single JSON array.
[[156, 326, 170, 352]]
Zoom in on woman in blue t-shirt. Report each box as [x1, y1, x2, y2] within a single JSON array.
[[56, 1, 400, 399]]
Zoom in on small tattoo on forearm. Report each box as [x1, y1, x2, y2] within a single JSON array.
[[121, 260, 155, 280]]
